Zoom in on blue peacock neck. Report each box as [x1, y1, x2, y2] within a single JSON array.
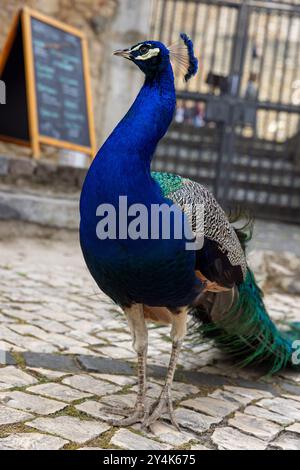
[[100, 61, 176, 168]]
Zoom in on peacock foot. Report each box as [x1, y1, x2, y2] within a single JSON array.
[[141, 386, 179, 431], [106, 402, 148, 427]]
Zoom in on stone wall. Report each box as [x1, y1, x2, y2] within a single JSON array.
[[0, 154, 84, 192], [0, 0, 150, 158]]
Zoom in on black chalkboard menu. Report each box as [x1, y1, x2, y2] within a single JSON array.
[[0, 7, 96, 158], [31, 17, 90, 147]]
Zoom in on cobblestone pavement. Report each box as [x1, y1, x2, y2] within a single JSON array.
[[0, 228, 300, 450]]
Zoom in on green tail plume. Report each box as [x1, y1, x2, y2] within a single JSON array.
[[227, 207, 254, 253], [192, 269, 299, 374]]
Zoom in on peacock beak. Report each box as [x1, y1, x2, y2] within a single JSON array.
[[113, 49, 132, 60]]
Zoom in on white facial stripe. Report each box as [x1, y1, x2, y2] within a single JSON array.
[[130, 43, 152, 53], [135, 47, 160, 61], [131, 44, 142, 52]]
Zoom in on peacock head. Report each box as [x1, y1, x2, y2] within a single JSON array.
[[113, 34, 198, 82]]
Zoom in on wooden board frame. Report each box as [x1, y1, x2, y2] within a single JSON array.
[[0, 10, 26, 148], [0, 7, 96, 159]]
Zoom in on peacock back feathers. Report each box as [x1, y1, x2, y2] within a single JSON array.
[[152, 171, 247, 287]]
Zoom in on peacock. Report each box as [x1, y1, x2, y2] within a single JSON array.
[[79, 34, 300, 430]]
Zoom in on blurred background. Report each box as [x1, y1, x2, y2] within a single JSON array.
[[152, 0, 300, 224], [0, 0, 300, 231]]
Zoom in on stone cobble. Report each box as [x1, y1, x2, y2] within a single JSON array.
[[0, 233, 300, 450]]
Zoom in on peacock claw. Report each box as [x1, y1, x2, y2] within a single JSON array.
[[141, 386, 180, 431], [106, 403, 148, 427]]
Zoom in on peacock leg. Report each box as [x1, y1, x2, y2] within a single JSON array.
[[142, 308, 187, 431], [106, 304, 148, 426]]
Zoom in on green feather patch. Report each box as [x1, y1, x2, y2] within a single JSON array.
[[151, 171, 184, 198]]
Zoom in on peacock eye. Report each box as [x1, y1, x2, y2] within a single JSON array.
[[139, 45, 149, 55]]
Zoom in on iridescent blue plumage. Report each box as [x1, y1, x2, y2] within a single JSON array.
[[80, 40, 202, 308]]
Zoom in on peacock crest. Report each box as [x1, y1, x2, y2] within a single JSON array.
[[168, 33, 198, 82]]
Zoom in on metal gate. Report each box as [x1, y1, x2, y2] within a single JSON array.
[[151, 0, 300, 223]]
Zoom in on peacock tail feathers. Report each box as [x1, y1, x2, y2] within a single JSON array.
[[227, 207, 254, 253], [192, 268, 299, 374], [282, 322, 300, 343]]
